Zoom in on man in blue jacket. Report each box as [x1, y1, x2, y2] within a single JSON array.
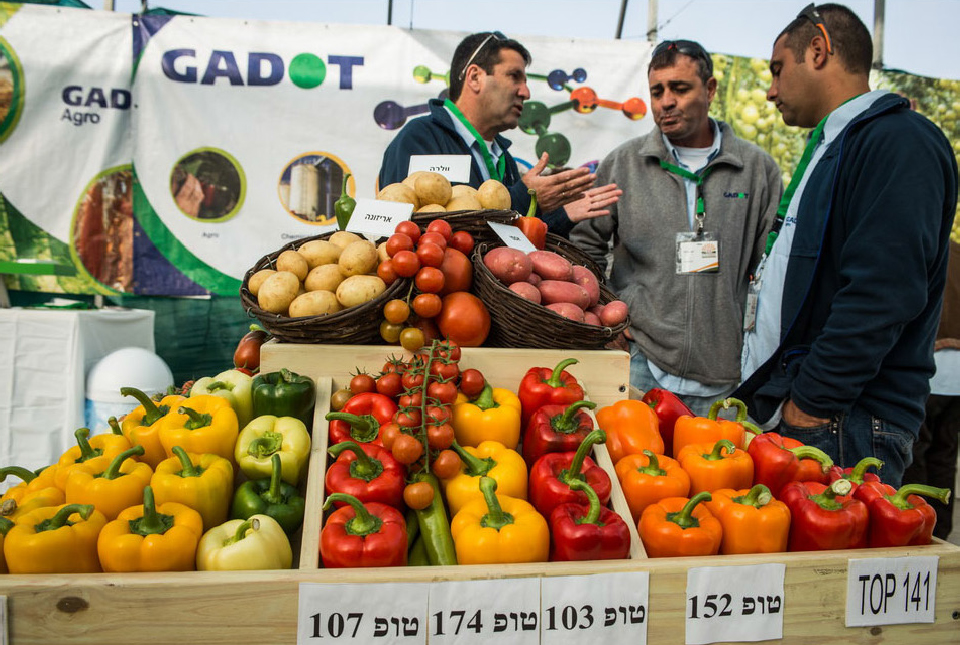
[[378, 32, 621, 237], [736, 3, 958, 487]]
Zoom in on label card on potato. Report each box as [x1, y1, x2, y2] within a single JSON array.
[[408, 155, 472, 183], [489, 221, 537, 253], [347, 198, 413, 239]]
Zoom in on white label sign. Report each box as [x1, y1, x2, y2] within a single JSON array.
[[541, 572, 649, 645], [845, 556, 939, 626], [347, 198, 413, 239], [488, 221, 537, 253], [408, 155, 473, 183], [297, 582, 428, 644], [429, 578, 540, 644], [685, 564, 785, 644]]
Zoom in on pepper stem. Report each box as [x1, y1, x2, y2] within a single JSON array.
[[708, 397, 748, 423], [733, 484, 773, 508], [177, 406, 213, 431], [107, 416, 124, 436], [0, 466, 37, 484], [36, 504, 94, 532], [323, 492, 383, 536], [450, 441, 494, 477], [846, 457, 884, 484], [554, 400, 597, 434], [635, 450, 667, 477], [887, 484, 952, 510], [247, 431, 283, 459], [809, 478, 852, 510], [665, 491, 712, 530], [121, 386, 167, 426], [225, 517, 258, 546], [526, 188, 538, 217], [328, 441, 384, 482], [471, 383, 500, 411], [72, 428, 100, 463], [791, 445, 834, 473], [261, 453, 285, 505], [128, 486, 175, 536], [559, 429, 606, 485], [324, 412, 381, 443], [568, 478, 602, 526], [171, 445, 201, 478], [478, 476, 514, 531], [546, 358, 579, 388], [101, 445, 146, 480], [704, 439, 736, 461]]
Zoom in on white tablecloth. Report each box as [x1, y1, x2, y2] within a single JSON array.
[[0, 307, 155, 484]]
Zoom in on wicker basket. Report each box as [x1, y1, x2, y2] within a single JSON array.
[[240, 231, 407, 344], [471, 241, 629, 350], [411, 208, 517, 244]]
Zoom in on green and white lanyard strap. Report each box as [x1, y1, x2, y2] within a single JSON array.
[[659, 160, 713, 237], [444, 99, 505, 182]]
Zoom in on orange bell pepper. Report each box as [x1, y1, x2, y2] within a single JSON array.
[[638, 492, 722, 558], [4, 503, 107, 573], [704, 485, 791, 554], [64, 445, 153, 520], [671, 397, 760, 458], [157, 394, 240, 464], [53, 427, 133, 489], [615, 450, 691, 524], [595, 399, 663, 464], [118, 387, 187, 468], [676, 439, 755, 495]]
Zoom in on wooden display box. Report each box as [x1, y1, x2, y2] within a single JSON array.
[[0, 342, 957, 644]]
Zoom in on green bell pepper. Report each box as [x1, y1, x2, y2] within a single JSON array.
[[251, 368, 316, 429], [231, 453, 305, 535]]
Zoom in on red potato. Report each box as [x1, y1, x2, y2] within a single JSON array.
[[526, 272, 542, 287], [528, 250, 573, 281], [546, 302, 585, 322], [570, 265, 600, 308], [587, 304, 604, 317], [600, 300, 629, 326], [483, 247, 532, 285], [509, 281, 542, 303], [539, 280, 591, 310], [583, 311, 602, 326]]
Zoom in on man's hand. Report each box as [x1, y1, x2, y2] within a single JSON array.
[[521, 152, 596, 213], [564, 183, 622, 223], [782, 399, 830, 427]]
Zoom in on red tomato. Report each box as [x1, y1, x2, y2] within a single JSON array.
[[449, 230, 475, 256], [376, 372, 403, 398], [426, 218, 454, 241], [458, 368, 485, 397], [436, 292, 490, 347], [415, 242, 445, 268], [415, 267, 445, 294], [349, 373, 377, 394], [411, 293, 443, 319], [410, 315, 441, 345], [431, 449, 461, 479], [376, 259, 399, 285], [427, 423, 455, 451], [419, 231, 448, 250], [427, 379, 458, 405], [392, 434, 424, 466], [395, 220, 421, 244], [429, 359, 460, 382], [403, 481, 434, 509], [385, 233, 414, 257], [438, 248, 473, 296], [391, 250, 420, 278]]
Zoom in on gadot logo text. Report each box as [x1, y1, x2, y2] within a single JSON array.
[[161, 50, 364, 89]]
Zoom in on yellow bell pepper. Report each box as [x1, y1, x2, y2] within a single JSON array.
[[0, 517, 11, 573], [451, 384, 522, 449], [196, 514, 293, 570], [191, 368, 255, 429], [451, 476, 549, 564], [0, 465, 63, 507], [442, 440, 527, 517], [157, 394, 239, 464], [97, 486, 204, 572], [151, 446, 234, 532], [234, 415, 311, 486], [53, 427, 133, 489], [1, 484, 64, 521], [65, 445, 153, 521], [4, 503, 107, 573], [119, 388, 187, 468]]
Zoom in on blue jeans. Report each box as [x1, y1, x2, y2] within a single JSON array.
[[629, 344, 735, 418], [777, 404, 915, 487]]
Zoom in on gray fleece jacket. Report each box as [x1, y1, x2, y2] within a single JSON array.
[[570, 121, 781, 385]]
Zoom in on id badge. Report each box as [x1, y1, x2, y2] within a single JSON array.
[[676, 231, 719, 274], [743, 278, 760, 331]]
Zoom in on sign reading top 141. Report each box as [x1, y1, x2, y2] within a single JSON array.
[[160, 49, 364, 89]]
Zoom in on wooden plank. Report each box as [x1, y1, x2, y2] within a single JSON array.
[[296, 376, 331, 569]]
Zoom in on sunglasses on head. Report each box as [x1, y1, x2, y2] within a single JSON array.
[[797, 3, 834, 54], [652, 39, 714, 76], [459, 31, 507, 81]]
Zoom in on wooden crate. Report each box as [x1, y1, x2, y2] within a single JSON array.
[[0, 342, 957, 644]]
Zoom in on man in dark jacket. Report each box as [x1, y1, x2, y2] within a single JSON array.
[[378, 32, 620, 237], [736, 3, 958, 487]]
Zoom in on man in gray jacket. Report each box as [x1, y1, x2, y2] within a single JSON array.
[[570, 40, 782, 415]]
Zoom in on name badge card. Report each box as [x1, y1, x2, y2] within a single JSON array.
[[489, 221, 537, 253], [297, 582, 428, 644], [685, 564, 785, 645], [347, 198, 413, 239], [541, 572, 650, 645], [845, 556, 939, 627], [676, 231, 719, 274], [429, 578, 540, 644], [408, 155, 472, 183]]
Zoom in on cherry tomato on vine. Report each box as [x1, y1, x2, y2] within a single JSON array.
[[400, 326, 426, 352], [377, 259, 399, 286], [434, 340, 462, 362], [427, 379, 458, 405], [379, 320, 402, 344], [391, 250, 420, 278], [429, 359, 460, 382], [415, 267, 445, 294], [418, 231, 447, 250], [382, 359, 408, 375], [426, 405, 452, 426], [459, 368, 485, 397], [431, 449, 462, 479], [449, 230, 475, 256], [402, 481, 434, 509], [379, 422, 401, 450], [383, 299, 411, 324], [401, 370, 424, 390], [392, 434, 425, 466], [349, 373, 376, 394], [426, 218, 454, 241], [411, 293, 442, 319], [395, 408, 422, 428], [426, 423, 455, 450], [376, 372, 403, 398], [398, 391, 423, 409], [395, 220, 421, 244], [415, 242, 445, 269], [385, 233, 414, 257]]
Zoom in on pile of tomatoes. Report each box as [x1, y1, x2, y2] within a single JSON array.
[[376, 219, 491, 350]]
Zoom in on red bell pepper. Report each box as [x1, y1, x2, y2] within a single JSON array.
[[518, 358, 585, 426], [528, 429, 611, 518], [325, 392, 398, 446], [549, 478, 630, 561], [827, 456, 883, 492], [320, 493, 407, 568], [324, 441, 405, 510], [641, 387, 693, 457], [747, 432, 834, 497], [521, 400, 596, 467], [853, 480, 951, 547], [780, 479, 869, 551]]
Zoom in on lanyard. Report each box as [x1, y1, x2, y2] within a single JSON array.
[[659, 160, 713, 235], [444, 99, 506, 182]]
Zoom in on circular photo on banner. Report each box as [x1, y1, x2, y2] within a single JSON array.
[[72, 167, 134, 292], [0, 37, 25, 144], [278, 152, 352, 226], [170, 148, 245, 222]]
